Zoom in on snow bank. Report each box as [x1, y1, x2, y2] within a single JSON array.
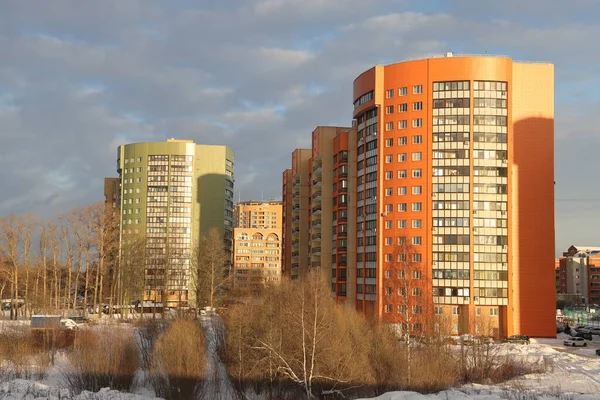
[[0, 379, 163, 399]]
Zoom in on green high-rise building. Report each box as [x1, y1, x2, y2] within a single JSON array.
[[117, 139, 235, 308]]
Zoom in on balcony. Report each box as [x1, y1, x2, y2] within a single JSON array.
[[293, 178, 301, 187], [312, 179, 322, 187], [311, 191, 322, 200], [312, 157, 322, 173], [311, 233, 321, 241], [312, 206, 322, 214]]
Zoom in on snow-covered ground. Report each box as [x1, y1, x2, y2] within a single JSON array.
[[359, 333, 600, 400], [1, 317, 600, 399]]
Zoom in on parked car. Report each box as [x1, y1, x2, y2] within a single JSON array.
[[557, 326, 565, 334], [573, 331, 593, 341], [563, 337, 587, 347], [588, 327, 600, 335], [504, 335, 530, 345], [595, 349, 600, 356]]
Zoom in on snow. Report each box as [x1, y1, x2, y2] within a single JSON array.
[[197, 315, 237, 399], [2, 316, 600, 399], [359, 333, 600, 400], [0, 379, 162, 399]]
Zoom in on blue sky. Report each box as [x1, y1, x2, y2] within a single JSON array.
[[0, 0, 599, 255]]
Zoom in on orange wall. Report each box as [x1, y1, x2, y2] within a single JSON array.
[[510, 63, 555, 337]]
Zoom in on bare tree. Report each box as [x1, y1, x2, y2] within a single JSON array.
[[0, 214, 26, 319], [117, 234, 146, 318], [190, 228, 230, 310], [382, 238, 430, 387]]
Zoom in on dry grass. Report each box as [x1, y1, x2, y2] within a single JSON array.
[[0, 329, 49, 382], [150, 319, 206, 400], [63, 327, 139, 393]]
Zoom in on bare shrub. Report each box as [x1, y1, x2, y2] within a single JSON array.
[[64, 327, 139, 393], [0, 330, 49, 382], [224, 272, 411, 399], [151, 319, 206, 400]]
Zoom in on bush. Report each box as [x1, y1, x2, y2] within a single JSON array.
[[0, 329, 49, 382], [150, 319, 206, 400], [63, 327, 139, 393]]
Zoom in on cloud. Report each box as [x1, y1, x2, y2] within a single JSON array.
[[0, 0, 598, 254]]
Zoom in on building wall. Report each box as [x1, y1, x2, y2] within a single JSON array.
[[351, 55, 555, 337], [289, 149, 312, 279], [104, 177, 121, 217], [117, 139, 235, 308], [282, 169, 293, 278], [233, 227, 282, 293], [232, 201, 282, 292]]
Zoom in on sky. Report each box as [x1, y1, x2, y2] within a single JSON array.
[[0, 0, 598, 255]]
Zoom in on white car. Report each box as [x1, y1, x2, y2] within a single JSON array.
[[564, 337, 587, 347]]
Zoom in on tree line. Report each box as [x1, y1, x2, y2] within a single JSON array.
[[0, 202, 230, 320]]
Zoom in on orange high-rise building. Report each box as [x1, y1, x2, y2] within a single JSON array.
[[350, 54, 555, 338]]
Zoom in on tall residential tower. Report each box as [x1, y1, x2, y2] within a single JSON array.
[[117, 139, 235, 308], [284, 55, 556, 338]]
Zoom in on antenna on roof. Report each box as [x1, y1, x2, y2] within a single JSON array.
[[238, 191, 241, 204]]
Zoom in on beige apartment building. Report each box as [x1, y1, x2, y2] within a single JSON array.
[[233, 201, 283, 293]]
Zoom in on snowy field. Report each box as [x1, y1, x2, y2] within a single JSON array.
[[0, 317, 599, 399]]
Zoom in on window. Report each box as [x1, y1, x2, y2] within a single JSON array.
[[412, 254, 422, 264], [398, 103, 408, 112], [398, 220, 406, 228], [412, 169, 422, 178], [385, 304, 392, 313], [412, 305, 422, 314], [385, 138, 393, 147], [385, 122, 394, 131], [398, 186, 407, 195], [490, 308, 499, 316], [476, 307, 481, 316], [412, 288, 422, 296], [385, 204, 393, 212], [385, 237, 393, 246], [398, 120, 408, 129], [385, 220, 392, 229], [399, 87, 408, 96], [452, 307, 460, 315], [412, 219, 422, 228], [398, 136, 407, 146], [412, 135, 422, 144], [412, 202, 422, 211], [385, 188, 393, 196], [412, 118, 422, 128], [385, 171, 393, 180], [398, 153, 407, 162], [413, 101, 423, 111], [386, 89, 394, 98], [413, 85, 423, 94], [412, 186, 422, 195], [398, 203, 407, 212], [412, 236, 422, 245], [398, 170, 407, 179], [412, 152, 422, 161], [385, 105, 394, 114], [385, 155, 393, 163], [434, 306, 443, 315]]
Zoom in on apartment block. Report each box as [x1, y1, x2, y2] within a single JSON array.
[[233, 201, 282, 293], [117, 139, 235, 308], [282, 128, 356, 281], [351, 54, 555, 338], [104, 177, 121, 217], [557, 245, 600, 305], [284, 54, 556, 338]]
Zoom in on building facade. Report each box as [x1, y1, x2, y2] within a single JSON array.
[[117, 139, 235, 308], [557, 245, 600, 305], [281, 128, 356, 281], [284, 54, 556, 338], [233, 201, 283, 293]]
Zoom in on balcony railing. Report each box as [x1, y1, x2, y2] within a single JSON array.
[[312, 206, 322, 213]]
